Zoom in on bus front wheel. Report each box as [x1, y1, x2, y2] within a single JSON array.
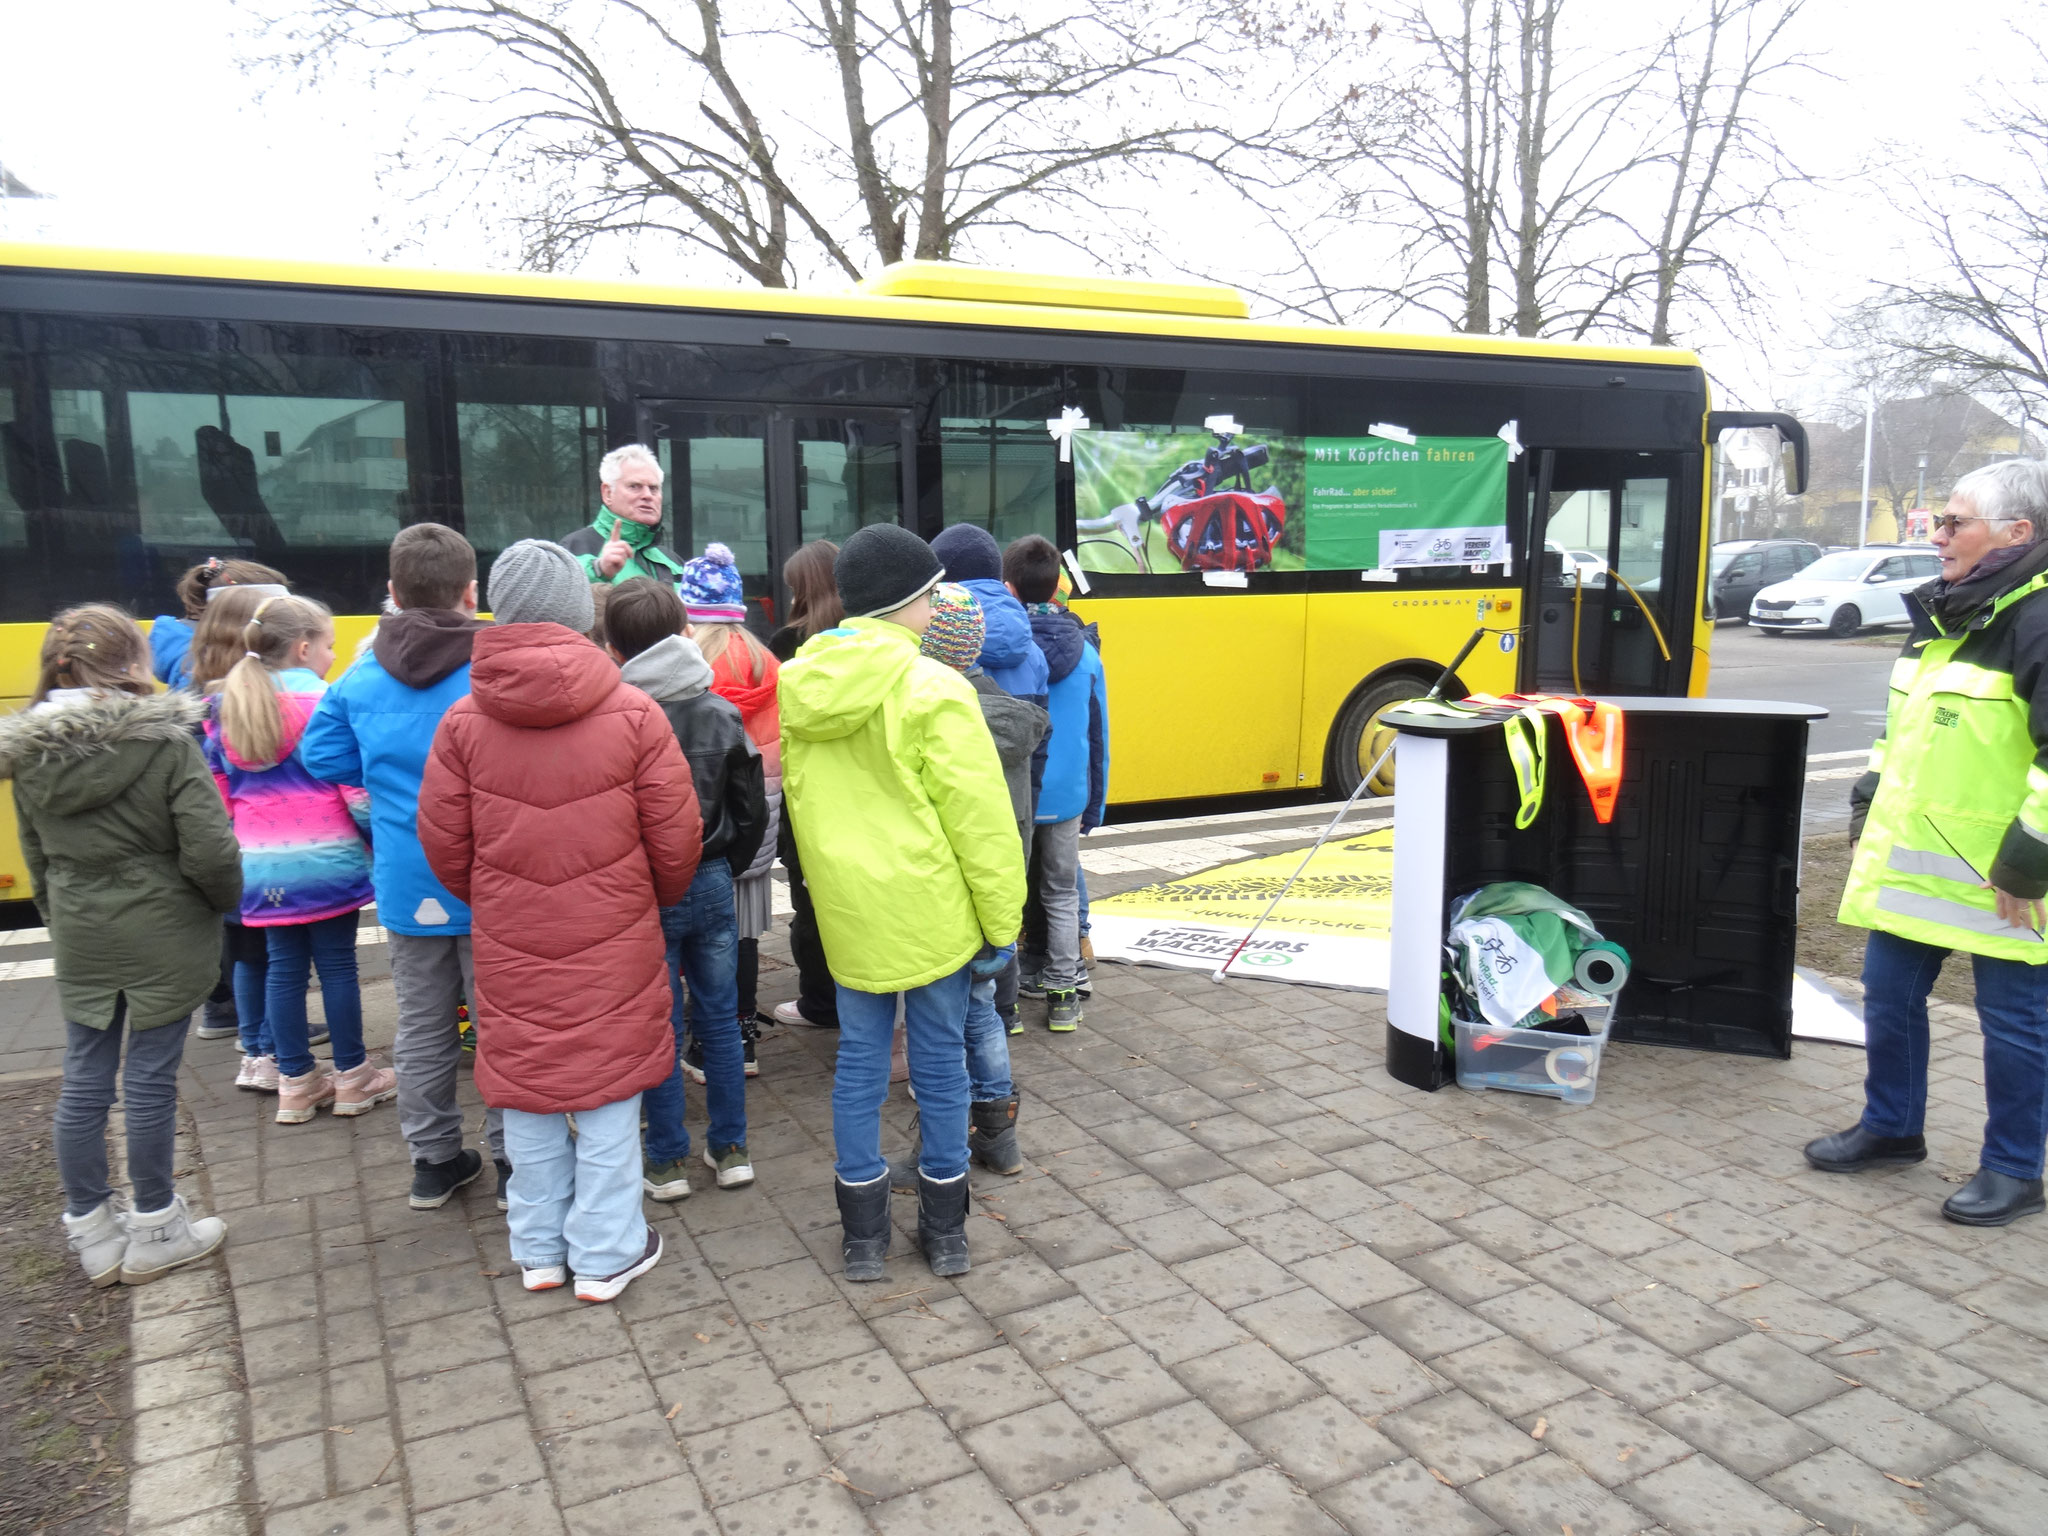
[[1331, 674, 1435, 800]]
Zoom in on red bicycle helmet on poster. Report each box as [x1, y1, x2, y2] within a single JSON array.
[[1161, 489, 1288, 572], [1078, 418, 1288, 574]]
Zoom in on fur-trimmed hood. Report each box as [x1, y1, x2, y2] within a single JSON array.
[[0, 691, 207, 816]]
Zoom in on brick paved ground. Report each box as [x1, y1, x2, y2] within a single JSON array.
[[110, 919, 2048, 1536]]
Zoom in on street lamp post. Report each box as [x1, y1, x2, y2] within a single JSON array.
[[1917, 451, 1929, 515], [1858, 388, 1875, 546]]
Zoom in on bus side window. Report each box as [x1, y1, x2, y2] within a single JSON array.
[[0, 387, 29, 550], [940, 417, 1056, 548], [454, 398, 605, 557]]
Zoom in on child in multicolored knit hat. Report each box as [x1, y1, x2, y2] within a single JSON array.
[[916, 584, 1047, 1177], [680, 543, 750, 626], [919, 582, 985, 672]]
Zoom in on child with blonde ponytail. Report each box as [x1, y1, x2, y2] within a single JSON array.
[[204, 596, 392, 1125]]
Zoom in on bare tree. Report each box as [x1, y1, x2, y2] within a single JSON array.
[[244, 0, 1292, 287], [1861, 49, 2048, 436], [1256, 0, 1811, 347], [1633, 0, 1815, 346], [1268, 0, 1666, 337]]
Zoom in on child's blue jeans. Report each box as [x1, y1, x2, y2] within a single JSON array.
[[503, 1095, 646, 1276], [266, 910, 365, 1078], [645, 861, 745, 1162], [834, 966, 973, 1183], [234, 946, 274, 1064], [965, 974, 1014, 1101]]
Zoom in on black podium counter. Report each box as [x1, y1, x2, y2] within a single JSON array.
[[1381, 697, 1828, 1093]]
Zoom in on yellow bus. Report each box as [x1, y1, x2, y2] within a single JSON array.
[[0, 244, 1803, 911]]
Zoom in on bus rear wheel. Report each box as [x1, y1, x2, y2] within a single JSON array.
[[1331, 674, 1436, 800]]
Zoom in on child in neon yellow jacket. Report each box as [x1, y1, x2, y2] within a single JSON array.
[[779, 525, 1024, 1282]]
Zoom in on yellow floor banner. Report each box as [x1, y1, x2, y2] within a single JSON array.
[[1090, 826, 1394, 991]]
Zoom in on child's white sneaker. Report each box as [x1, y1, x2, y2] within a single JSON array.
[[575, 1228, 662, 1303], [119, 1195, 226, 1285], [62, 1198, 127, 1288], [522, 1264, 568, 1292], [235, 1054, 279, 1092]]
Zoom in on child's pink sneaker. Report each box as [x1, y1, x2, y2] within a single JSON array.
[[235, 1055, 279, 1093], [276, 1065, 336, 1124], [331, 1060, 398, 1117]]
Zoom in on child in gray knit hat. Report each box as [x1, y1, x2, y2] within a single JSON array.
[[489, 541, 597, 633]]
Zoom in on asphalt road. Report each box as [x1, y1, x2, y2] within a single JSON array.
[[1703, 617, 1898, 832]]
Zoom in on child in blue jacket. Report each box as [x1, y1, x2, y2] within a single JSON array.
[[1004, 535, 1108, 1032], [301, 523, 508, 1213], [932, 522, 1049, 1031]]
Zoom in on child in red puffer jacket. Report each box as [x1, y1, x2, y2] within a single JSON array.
[[420, 540, 701, 1304]]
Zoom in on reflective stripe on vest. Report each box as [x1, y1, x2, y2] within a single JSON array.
[[1886, 845, 1981, 885], [1875, 886, 2043, 943]]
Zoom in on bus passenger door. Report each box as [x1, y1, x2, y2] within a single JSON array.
[[1522, 449, 1697, 696], [644, 402, 913, 628]]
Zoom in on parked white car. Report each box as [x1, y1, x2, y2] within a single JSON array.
[[1749, 547, 1943, 637]]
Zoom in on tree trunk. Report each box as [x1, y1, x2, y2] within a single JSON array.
[[1510, 0, 1559, 338], [823, 0, 904, 266], [1458, 0, 1496, 332], [913, 0, 953, 261]]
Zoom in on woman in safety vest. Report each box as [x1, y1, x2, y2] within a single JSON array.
[[1814, 459, 2048, 1227]]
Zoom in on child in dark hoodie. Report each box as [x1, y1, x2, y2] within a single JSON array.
[[1006, 535, 1110, 1033], [303, 523, 511, 1212], [930, 522, 1050, 1033], [606, 577, 767, 1198]]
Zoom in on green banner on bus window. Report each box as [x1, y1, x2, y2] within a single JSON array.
[[1303, 436, 1509, 570]]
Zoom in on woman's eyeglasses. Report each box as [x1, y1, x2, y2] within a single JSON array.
[[1931, 514, 2006, 535]]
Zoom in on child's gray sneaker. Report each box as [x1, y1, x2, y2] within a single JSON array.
[[119, 1195, 226, 1285], [195, 1000, 239, 1040], [1017, 969, 1047, 1000], [702, 1145, 755, 1189], [62, 1198, 127, 1288], [1046, 990, 1082, 1033], [643, 1159, 693, 1201]]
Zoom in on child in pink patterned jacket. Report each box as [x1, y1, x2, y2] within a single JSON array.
[[204, 595, 394, 1125]]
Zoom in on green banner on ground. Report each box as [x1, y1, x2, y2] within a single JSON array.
[[1303, 436, 1509, 570]]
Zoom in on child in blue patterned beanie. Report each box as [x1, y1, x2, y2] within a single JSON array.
[[679, 543, 749, 626]]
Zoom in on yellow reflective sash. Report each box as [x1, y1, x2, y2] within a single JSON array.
[[1501, 709, 1548, 829]]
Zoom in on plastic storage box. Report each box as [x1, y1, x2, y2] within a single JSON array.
[[1452, 998, 1612, 1106], [1381, 697, 1824, 1093]]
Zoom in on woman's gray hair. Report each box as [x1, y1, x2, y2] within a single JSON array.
[[598, 442, 662, 487], [1951, 459, 2048, 530]]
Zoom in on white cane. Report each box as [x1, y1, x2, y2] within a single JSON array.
[[1210, 625, 1494, 983]]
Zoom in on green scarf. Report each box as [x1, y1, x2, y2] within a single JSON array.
[[593, 509, 686, 584]]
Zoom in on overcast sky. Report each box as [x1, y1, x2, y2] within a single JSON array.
[[0, 0, 2030, 410]]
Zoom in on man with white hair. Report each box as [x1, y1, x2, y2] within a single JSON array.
[[1816, 458, 2048, 1226], [562, 443, 687, 589]]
